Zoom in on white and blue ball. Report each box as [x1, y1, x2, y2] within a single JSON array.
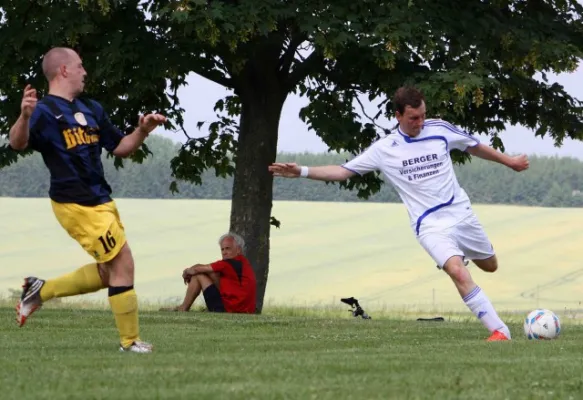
[[523, 309, 561, 340]]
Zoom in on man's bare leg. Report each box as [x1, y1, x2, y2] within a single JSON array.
[[178, 276, 203, 311], [472, 255, 498, 273], [162, 272, 220, 311]]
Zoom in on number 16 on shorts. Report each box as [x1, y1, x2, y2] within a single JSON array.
[[98, 230, 117, 254]]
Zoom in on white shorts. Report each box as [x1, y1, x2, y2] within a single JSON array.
[[417, 214, 495, 269]]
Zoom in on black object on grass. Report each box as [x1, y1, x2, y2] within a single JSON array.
[[341, 297, 372, 320]]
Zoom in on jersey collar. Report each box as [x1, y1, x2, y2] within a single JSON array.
[[397, 126, 424, 142]]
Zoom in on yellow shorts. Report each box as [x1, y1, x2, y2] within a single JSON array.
[[51, 200, 127, 264]]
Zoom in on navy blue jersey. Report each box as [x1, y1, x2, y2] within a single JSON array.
[[27, 95, 125, 206]]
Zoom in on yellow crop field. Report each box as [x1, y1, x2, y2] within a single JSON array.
[[1, 197, 582, 313]]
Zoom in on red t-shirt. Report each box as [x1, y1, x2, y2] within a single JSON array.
[[210, 255, 257, 313]]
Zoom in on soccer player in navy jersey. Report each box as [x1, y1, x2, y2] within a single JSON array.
[[9, 47, 166, 353]]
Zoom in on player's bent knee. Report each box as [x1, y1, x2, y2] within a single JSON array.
[[442, 255, 465, 271], [449, 267, 473, 286], [103, 243, 135, 286], [105, 243, 134, 268], [443, 258, 472, 284], [483, 261, 498, 273], [473, 256, 498, 273]]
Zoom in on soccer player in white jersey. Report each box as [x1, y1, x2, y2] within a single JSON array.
[[269, 86, 529, 341]]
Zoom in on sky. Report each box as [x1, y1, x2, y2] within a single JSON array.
[[159, 60, 583, 160]]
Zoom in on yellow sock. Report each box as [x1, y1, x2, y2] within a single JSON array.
[[108, 289, 140, 348], [40, 263, 106, 302]]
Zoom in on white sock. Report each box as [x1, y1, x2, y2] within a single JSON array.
[[463, 286, 511, 339]]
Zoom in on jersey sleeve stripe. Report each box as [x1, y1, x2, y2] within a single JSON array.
[[424, 120, 480, 144]]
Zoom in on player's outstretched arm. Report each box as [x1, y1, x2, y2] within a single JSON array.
[[113, 113, 167, 158], [269, 163, 355, 181], [9, 85, 37, 150], [466, 143, 529, 172]]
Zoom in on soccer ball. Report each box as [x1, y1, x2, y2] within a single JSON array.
[[523, 309, 561, 340]]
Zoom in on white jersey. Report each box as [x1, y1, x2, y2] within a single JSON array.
[[342, 119, 480, 235]]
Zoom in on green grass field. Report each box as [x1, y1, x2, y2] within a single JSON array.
[[1, 308, 582, 400], [1, 197, 583, 315]]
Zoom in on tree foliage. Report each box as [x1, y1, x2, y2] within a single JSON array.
[[1, 0, 583, 311]]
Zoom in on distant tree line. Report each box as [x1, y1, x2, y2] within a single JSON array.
[[1, 135, 583, 207]]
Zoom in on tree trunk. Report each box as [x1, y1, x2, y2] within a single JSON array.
[[230, 63, 286, 313]]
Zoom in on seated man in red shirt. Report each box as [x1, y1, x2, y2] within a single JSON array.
[[161, 232, 257, 314]]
